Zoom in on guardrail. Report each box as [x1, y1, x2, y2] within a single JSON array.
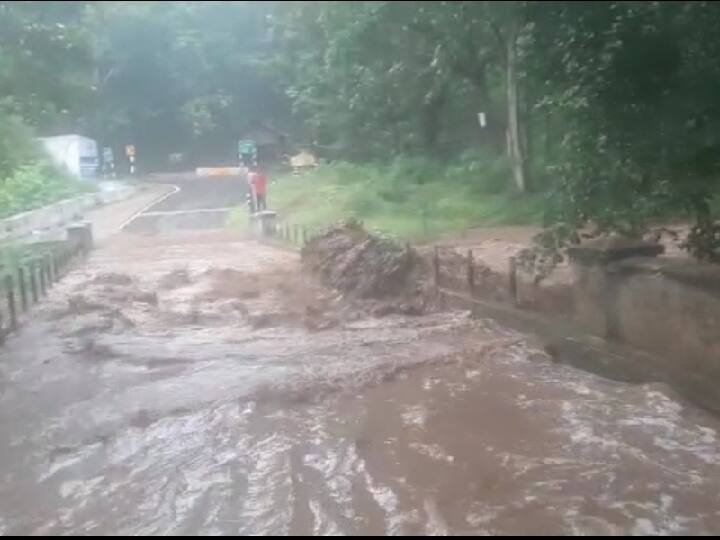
[[431, 245, 519, 305], [274, 222, 315, 248], [0, 224, 92, 342]]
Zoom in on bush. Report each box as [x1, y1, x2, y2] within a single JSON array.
[[0, 114, 91, 219], [254, 152, 543, 241], [443, 149, 511, 194], [0, 162, 89, 219], [0, 113, 38, 180]]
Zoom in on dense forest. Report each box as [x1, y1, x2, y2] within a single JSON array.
[[3, 1, 720, 258]]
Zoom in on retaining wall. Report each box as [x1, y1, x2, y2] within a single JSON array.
[[0, 184, 133, 242], [569, 240, 720, 372]]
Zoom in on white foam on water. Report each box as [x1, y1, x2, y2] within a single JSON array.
[[409, 442, 455, 464], [361, 466, 411, 535], [632, 518, 658, 535], [422, 498, 450, 536], [240, 433, 295, 535], [40, 442, 103, 482], [308, 498, 343, 536], [401, 405, 428, 429]]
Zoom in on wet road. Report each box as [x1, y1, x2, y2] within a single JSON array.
[[123, 176, 248, 234], [2, 177, 720, 535]]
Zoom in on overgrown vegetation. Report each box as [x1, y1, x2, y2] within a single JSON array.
[[272, 1, 720, 260], [0, 162, 87, 219], [0, 113, 88, 220], [0, 2, 91, 218], [230, 156, 544, 240]]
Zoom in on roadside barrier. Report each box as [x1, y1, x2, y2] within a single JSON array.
[[0, 224, 93, 342]]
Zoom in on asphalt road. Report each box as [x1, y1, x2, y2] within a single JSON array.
[[123, 175, 248, 234]]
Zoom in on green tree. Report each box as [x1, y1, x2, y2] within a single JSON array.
[[271, 1, 532, 190], [0, 1, 93, 130], [530, 1, 720, 259], [87, 1, 287, 168]]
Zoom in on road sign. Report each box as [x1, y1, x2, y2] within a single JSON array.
[[238, 139, 257, 166], [125, 144, 135, 157], [238, 140, 256, 155]]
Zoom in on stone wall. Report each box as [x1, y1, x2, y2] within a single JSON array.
[[569, 240, 720, 371]]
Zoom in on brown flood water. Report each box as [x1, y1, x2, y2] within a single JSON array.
[[2, 232, 720, 535]]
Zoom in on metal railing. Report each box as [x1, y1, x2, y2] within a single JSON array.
[[0, 239, 87, 341], [432, 245, 519, 305], [273, 222, 315, 248]]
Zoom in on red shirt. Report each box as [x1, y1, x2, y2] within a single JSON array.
[[248, 171, 266, 195]]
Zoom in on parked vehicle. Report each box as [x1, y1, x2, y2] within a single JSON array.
[[37, 134, 99, 179]]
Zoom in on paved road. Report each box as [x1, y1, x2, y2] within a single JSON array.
[[123, 176, 248, 234]]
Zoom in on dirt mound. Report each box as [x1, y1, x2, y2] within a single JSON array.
[[302, 220, 424, 300]]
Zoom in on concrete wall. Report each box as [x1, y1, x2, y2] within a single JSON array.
[[0, 184, 134, 242], [610, 259, 720, 371], [571, 248, 720, 371]]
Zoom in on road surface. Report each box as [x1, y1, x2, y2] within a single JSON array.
[[2, 176, 720, 535], [123, 175, 248, 234]]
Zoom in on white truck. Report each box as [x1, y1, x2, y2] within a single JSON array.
[[37, 134, 99, 179]]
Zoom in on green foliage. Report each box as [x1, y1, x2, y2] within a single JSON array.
[[521, 1, 720, 259], [0, 1, 93, 218], [270, 2, 507, 160], [6, 1, 720, 260], [444, 150, 512, 194], [235, 159, 542, 240], [87, 1, 288, 168], [0, 161, 89, 219], [0, 113, 38, 180], [0, 1, 93, 128]]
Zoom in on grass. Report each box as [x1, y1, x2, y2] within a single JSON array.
[[228, 154, 545, 241]]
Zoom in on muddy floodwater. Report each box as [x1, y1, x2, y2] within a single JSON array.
[[3, 231, 720, 535]]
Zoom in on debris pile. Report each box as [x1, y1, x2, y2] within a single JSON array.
[[301, 220, 435, 316], [301, 219, 424, 299]]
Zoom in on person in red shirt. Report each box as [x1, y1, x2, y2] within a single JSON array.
[[247, 166, 267, 212]]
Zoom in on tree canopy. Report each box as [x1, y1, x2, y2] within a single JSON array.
[[3, 1, 720, 258]]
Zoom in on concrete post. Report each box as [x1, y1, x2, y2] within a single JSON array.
[[250, 211, 277, 238], [508, 256, 518, 306], [5, 275, 17, 331], [67, 222, 94, 253]]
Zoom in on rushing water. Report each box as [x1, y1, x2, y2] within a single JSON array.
[[2, 233, 720, 535]]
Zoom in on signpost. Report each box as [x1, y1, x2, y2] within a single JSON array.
[[102, 147, 115, 178], [125, 144, 136, 175], [238, 139, 257, 168]]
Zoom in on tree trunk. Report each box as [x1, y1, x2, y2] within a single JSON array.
[[505, 30, 527, 192], [421, 91, 446, 154]]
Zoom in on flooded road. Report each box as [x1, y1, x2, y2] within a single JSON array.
[[2, 181, 720, 534]]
